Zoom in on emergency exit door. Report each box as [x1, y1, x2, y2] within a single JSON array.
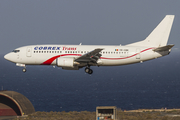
[[136, 48, 141, 59]]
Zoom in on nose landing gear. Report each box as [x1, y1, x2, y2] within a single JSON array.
[[85, 67, 93, 74], [22, 68, 27, 73], [16, 63, 26, 73]]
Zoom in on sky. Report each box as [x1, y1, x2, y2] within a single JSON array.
[[0, 0, 180, 54]]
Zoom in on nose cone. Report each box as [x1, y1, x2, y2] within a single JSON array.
[[4, 53, 11, 61]]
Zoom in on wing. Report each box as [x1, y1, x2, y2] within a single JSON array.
[[75, 48, 103, 63]]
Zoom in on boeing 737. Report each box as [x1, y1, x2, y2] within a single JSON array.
[[4, 15, 175, 74]]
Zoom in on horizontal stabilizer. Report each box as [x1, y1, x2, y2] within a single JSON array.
[[153, 44, 174, 52]]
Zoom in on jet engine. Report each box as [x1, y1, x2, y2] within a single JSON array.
[[56, 57, 79, 69]]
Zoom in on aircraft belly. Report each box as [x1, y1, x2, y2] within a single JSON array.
[[101, 58, 136, 66]]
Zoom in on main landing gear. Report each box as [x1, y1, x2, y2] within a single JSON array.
[[85, 67, 93, 74]]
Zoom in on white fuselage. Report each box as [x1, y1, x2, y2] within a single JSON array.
[[4, 44, 168, 67]]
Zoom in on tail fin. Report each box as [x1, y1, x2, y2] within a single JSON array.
[[126, 15, 175, 47]]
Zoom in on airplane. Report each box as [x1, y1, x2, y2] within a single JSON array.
[[4, 15, 175, 74]]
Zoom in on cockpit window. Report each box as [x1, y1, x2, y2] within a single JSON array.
[[12, 50, 20, 53]]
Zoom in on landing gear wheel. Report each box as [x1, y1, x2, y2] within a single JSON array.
[[85, 68, 90, 73], [88, 69, 93, 74], [85, 67, 93, 74], [22, 68, 26, 73]]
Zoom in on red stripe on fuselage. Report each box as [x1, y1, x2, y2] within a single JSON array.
[[41, 48, 154, 65], [41, 55, 60, 65], [41, 54, 81, 65]]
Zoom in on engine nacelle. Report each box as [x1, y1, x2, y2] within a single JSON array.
[[56, 57, 74, 67]]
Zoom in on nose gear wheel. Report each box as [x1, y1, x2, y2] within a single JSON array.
[[22, 68, 27, 73]]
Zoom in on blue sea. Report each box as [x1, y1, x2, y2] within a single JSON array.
[[0, 50, 180, 112]]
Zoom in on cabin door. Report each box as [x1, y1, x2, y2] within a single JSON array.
[[26, 47, 32, 57]]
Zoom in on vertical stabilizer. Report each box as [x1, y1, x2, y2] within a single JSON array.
[[126, 15, 175, 47]]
